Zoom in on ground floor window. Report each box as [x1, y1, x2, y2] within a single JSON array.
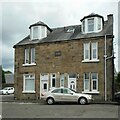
[[91, 72, 98, 91], [60, 74, 64, 87], [83, 72, 98, 92], [50, 73, 56, 88], [84, 73, 90, 91], [23, 74, 35, 93]]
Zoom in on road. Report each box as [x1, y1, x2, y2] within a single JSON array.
[[0, 94, 120, 119], [1, 102, 119, 119]]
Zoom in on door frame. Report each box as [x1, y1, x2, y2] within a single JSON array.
[[68, 74, 77, 90], [40, 73, 49, 99]]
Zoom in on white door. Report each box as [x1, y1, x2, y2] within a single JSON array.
[[68, 74, 76, 90], [40, 74, 49, 99], [41, 81, 48, 93]]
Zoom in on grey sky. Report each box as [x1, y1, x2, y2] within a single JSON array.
[[1, 0, 119, 73]]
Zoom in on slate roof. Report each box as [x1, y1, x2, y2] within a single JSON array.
[[13, 14, 113, 48], [29, 21, 52, 32], [80, 13, 104, 22]]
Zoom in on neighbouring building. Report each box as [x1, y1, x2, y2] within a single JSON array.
[[0, 65, 2, 89], [5, 73, 14, 86], [13, 13, 114, 101]]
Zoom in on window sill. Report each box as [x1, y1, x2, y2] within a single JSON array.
[[82, 91, 100, 94], [82, 59, 99, 63], [22, 91, 36, 93], [22, 63, 36, 67]]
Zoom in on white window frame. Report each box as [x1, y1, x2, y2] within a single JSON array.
[[60, 74, 64, 87], [31, 48, 35, 64], [23, 48, 36, 66], [84, 43, 90, 60], [83, 42, 99, 62], [41, 26, 47, 39], [23, 74, 35, 93], [83, 72, 99, 94], [81, 17, 103, 34], [83, 73, 90, 92], [82, 20, 85, 33], [25, 48, 29, 64], [88, 18, 94, 32], [91, 42, 98, 60], [30, 26, 47, 40], [91, 73, 98, 91], [68, 74, 77, 90], [97, 17, 102, 31], [33, 26, 39, 39], [50, 73, 56, 88]]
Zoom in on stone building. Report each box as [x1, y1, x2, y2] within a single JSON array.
[[13, 13, 114, 101]]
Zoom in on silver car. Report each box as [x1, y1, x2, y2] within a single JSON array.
[[41, 88, 93, 105]]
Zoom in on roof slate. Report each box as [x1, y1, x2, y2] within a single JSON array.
[[80, 13, 104, 22], [29, 21, 52, 32], [13, 14, 113, 48]]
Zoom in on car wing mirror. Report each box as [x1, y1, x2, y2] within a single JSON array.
[[70, 93, 73, 95]]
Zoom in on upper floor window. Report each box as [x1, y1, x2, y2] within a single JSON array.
[[83, 42, 98, 62], [24, 48, 35, 65], [97, 18, 102, 30], [84, 43, 90, 60], [30, 26, 47, 40], [41, 26, 47, 38], [88, 18, 94, 32], [81, 17, 103, 33], [82, 20, 85, 33], [91, 42, 98, 60], [33, 27, 39, 39]]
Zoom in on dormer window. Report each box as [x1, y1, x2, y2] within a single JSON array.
[[97, 17, 102, 30], [82, 20, 85, 33], [41, 26, 47, 38], [29, 21, 52, 41], [30, 26, 47, 40], [33, 26, 39, 39], [88, 18, 94, 32], [81, 13, 104, 34]]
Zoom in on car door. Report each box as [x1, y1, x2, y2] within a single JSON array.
[[8, 88, 12, 94], [51, 88, 63, 101], [62, 88, 76, 102], [8, 87, 14, 94]]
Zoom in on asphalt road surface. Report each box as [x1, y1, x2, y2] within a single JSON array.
[[0, 94, 120, 119], [1, 102, 119, 119]]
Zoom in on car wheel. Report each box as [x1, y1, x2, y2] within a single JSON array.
[[78, 97, 87, 105], [46, 97, 54, 105]]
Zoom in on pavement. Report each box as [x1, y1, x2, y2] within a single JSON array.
[[0, 94, 119, 105]]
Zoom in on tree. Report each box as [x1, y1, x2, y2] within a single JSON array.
[[4, 71, 12, 74], [2, 70, 6, 83]]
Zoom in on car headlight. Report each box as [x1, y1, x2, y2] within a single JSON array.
[[88, 95, 92, 99]]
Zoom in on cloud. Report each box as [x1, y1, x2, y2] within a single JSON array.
[[1, 0, 120, 72]]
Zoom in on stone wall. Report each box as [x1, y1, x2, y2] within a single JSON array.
[[14, 37, 114, 101]]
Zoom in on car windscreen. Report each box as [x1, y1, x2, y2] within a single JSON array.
[[69, 88, 78, 93]]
